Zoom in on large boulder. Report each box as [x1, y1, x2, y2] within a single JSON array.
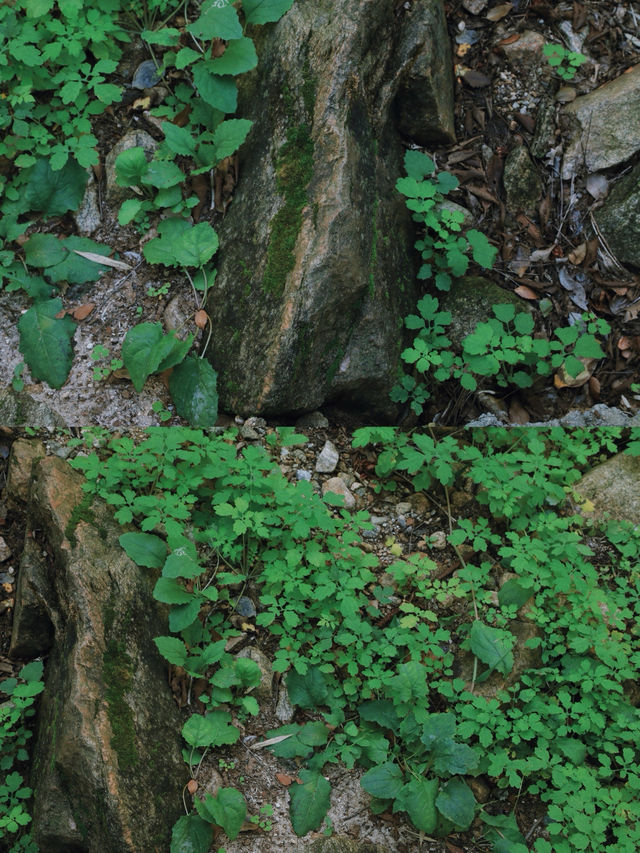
[[8, 450, 185, 853], [594, 160, 640, 269], [573, 452, 640, 525], [206, 0, 455, 417]]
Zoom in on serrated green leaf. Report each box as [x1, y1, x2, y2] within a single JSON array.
[[173, 223, 219, 267], [24, 233, 67, 268], [361, 763, 404, 799], [23, 157, 87, 216], [493, 303, 515, 324], [395, 778, 438, 833], [18, 299, 75, 389], [169, 357, 219, 427], [169, 598, 202, 632], [286, 666, 329, 709], [358, 700, 400, 730], [468, 621, 514, 676], [162, 123, 198, 157], [498, 578, 532, 609], [209, 38, 257, 75], [436, 778, 475, 829], [192, 65, 238, 112], [46, 237, 111, 284], [121, 322, 188, 391], [298, 721, 329, 746], [119, 532, 166, 568], [195, 788, 247, 841], [115, 147, 149, 187], [212, 119, 253, 161], [141, 27, 181, 46], [188, 2, 243, 39], [141, 160, 184, 189], [153, 577, 193, 605], [289, 769, 331, 836], [154, 636, 188, 667], [432, 740, 479, 776], [170, 813, 212, 853], [175, 47, 201, 69], [182, 710, 239, 748]]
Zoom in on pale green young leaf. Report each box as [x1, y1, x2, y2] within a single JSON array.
[[154, 636, 188, 667], [212, 118, 253, 161]]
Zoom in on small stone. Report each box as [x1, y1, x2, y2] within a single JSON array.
[[315, 440, 339, 473], [394, 502, 412, 516], [296, 469, 312, 481], [295, 411, 329, 429], [131, 59, 162, 90], [239, 425, 260, 440], [0, 537, 11, 563], [163, 296, 191, 340], [235, 596, 256, 618], [275, 684, 295, 723], [322, 477, 356, 509], [503, 145, 542, 215], [429, 530, 448, 550], [74, 169, 101, 235], [362, 525, 380, 541], [244, 417, 266, 431], [501, 30, 545, 63], [462, 0, 487, 14]]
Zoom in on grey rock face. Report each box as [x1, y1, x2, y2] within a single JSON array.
[[10, 453, 184, 853], [573, 452, 640, 525], [206, 0, 454, 417], [594, 160, 640, 269], [315, 439, 339, 473], [561, 64, 640, 178], [503, 145, 542, 215]]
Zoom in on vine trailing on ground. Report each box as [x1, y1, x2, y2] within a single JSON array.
[[392, 149, 610, 416], [0, 0, 295, 425], [69, 425, 640, 852]]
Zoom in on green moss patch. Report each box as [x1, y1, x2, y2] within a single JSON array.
[[102, 639, 138, 772]]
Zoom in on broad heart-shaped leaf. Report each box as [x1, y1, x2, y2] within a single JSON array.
[[182, 710, 239, 748], [482, 810, 528, 853], [394, 778, 438, 833], [170, 813, 212, 853], [153, 576, 193, 604], [242, 0, 295, 24], [358, 700, 400, 731], [192, 65, 238, 112], [141, 160, 184, 189], [421, 713, 456, 748], [169, 598, 202, 633], [115, 147, 149, 187], [195, 788, 246, 841], [162, 122, 198, 157], [208, 37, 258, 76], [118, 198, 145, 225], [173, 223, 219, 267], [435, 778, 475, 830], [468, 620, 514, 676], [404, 149, 435, 180], [498, 578, 532, 609], [154, 636, 188, 667], [265, 723, 314, 760], [163, 551, 203, 579], [212, 119, 253, 161], [121, 322, 190, 391], [24, 233, 67, 268], [286, 666, 329, 709], [188, 2, 242, 39], [361, 763, 405, 800], [432, 740, 479, 776], [46, 237, 112, 285], [23, 157, 87, 216], [18, 299, 75, 389], [143, 217, 192, 266], [169, 357, 219, 427], [289, 769, 331, 837], [118, 532, 166, 568]]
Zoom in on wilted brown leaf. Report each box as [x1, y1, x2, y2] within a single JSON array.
[[514, 285, 539, 300], [195, 309, 209, 330], [72, 303, 95, 321], [486, 2, 513, 21]]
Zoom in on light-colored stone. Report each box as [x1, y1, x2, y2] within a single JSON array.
[[561, 64, 640, 178], [0, 390, 67, 430], [74, 169, 102, 235], [322, 476, 356, 509], [429, 530, 448, 550], [5, 439, 46, 505], [316, 440, 339, 473], [501, 29, 546, 62], [573, 452, 640, 525], [275, 683, 295, 723], [503, 144, 542, 215]]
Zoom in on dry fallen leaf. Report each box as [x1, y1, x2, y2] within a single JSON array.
[[514, 285, 539, 300], [187, 780, 198, 795], [276, 773, 294, 787], [72, 250, 132, 271], [496, 32, 520, 46], [72, 303, 95, 321], [195, 309, 209, 330], [568, 243, 587, 265], [459, 68, 492, 88], [486, 2, 513, 21]]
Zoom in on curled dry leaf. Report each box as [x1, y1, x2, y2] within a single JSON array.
[[486, 2, 513, 21], [72, 302, 95, 321], [72, 250, 132, 271], [195, 309, 209, 330], [276, 773, 294, 787], [568, 243, 587, 265], [187, 779, 198, 795], [459, 68, 492, 87], [514, 285, 539, 300]]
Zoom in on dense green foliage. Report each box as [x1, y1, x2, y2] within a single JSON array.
[[70, 425, 640, 851]]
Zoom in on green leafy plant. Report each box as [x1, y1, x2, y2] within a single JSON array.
[[0, 660, 44, 850], [543, 43, 587, 80]]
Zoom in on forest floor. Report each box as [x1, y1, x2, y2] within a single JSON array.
[[2, 0, 639, 427]]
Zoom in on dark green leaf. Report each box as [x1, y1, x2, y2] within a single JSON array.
[[46, 237, 112, 284], [115, 147, 149, 186], [169, 357, 219, 427], [169, 598, 202, 632], [420, 713, 456, 747], [141, 160, 184, 189], [119, 532, 167, 568], [436, 778, 475, 830], [208, 38, 257, 76], [23, 157, 88, 216], [192, 65, 238, 112], [154, 636, 188, 667], [141, 27, 181, 46], [482, 810, 528, 852], [121, 322, 188, 391], [153, 576, 193, 604], [182, 710, 239, 748], [163, 123, 198, 157], [18, 299, 75, 389], [143, 218, 191, 266], [395, 777, 438, 833], [289, 769, 331, 836], [242, 0, 295, 25], [358, 700, 400, 730], [286, 667, 329, 709], [23, 233, 67, 268], [404, 149, 435, 180], [212, 119, 253, 161], [163, 552, 203, 579], [361, 763, 404, 800], [173, 223, 219, 267], [188, 2, 242, 39], [170, 813, 212, 853], [468, 620, 514, 676], [498, 578, 532, 609], [298, 721, 329, 746], [432, 741, 479, 776]]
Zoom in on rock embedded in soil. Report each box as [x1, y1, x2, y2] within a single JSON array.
[[206, 0, 455, 418], [9, 537, 55, 659], [573, 452, 640, 525], [315, 439, 339, 473], [594, 160, 640, 269], [0, 389, 67, 429], [502, 144, 542, 216], [322, 476, 356, 509], [561, 63, 640, 178], [9, 451, 185, 853], [74, 168, 102, 235]]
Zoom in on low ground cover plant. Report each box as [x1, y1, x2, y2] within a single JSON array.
[[67, 425, 640, 851]]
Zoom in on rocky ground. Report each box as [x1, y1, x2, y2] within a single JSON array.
[[1, 0, 639, 427]]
